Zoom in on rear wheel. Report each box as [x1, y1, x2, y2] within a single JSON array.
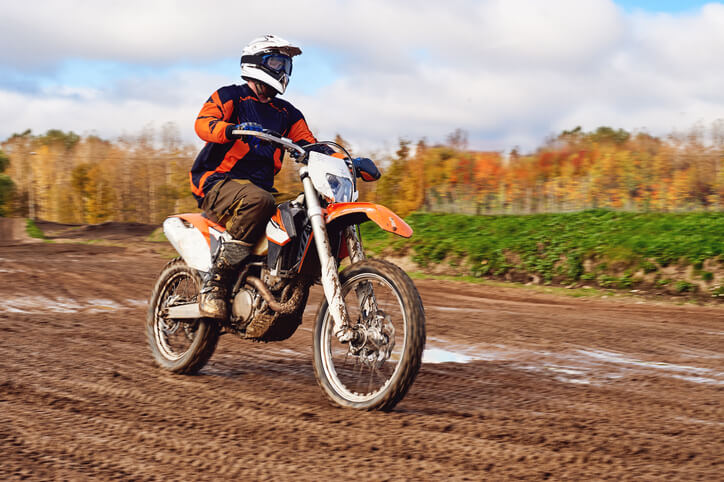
[[313, 259, 425, 411], [146, 258, 220, 374]]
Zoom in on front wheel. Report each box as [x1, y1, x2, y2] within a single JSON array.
[[313, 259, 425, 411], [146, 258, 220, 374]]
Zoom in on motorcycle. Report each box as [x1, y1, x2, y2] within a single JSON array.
[[146, 129, 425, 411]]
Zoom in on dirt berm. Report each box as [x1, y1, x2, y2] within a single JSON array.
[[0, 218, 37, 243]]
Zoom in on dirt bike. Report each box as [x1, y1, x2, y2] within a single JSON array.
[[146, 129, 425, 411]]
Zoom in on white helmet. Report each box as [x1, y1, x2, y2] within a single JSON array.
[[241, 34, 302, 95]]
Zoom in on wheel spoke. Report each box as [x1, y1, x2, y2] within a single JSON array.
[[154, 270, 201, 361], [319, 271, 408, 403]]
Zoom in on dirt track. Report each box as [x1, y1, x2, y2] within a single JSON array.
[[1, 229, 723, 480]]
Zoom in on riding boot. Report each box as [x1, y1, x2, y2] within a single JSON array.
[[198, 240, 252, 319]]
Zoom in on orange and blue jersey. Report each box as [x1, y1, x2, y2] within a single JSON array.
[[190, 83, 317, 205]]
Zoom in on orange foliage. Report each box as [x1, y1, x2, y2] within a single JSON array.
[[4, 124, 724, 222], [378, 125, 724, 214]]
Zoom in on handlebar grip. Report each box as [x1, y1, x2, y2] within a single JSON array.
[[231, 130, 306, 158], [263, 129, 282, 138]]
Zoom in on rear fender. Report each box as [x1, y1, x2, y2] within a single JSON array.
[[325, 202, 413, 238], [163, 215, 222, 272], [164, 213, 266, 272]]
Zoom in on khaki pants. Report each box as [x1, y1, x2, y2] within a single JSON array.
[[201, 178, 297, 244]]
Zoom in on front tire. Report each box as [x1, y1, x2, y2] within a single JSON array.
[[313, 259, 425, 411], [146, 258, 220, 374]]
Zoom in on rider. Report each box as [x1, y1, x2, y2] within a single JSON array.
[[190, 34, 321, 319]]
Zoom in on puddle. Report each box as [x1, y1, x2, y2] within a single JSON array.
[[277, 348, 304, 357], [6, 306, 29, 313], [1, 296, 148, 314], [676, 416, 724, 427], [87, 299, 124, 310], [668, 375, 724, 385], [576, 349, 713, 375], [543, 366, 588, 376], [517, 363, 594, 385], [558, 377, 591, 385], [3, 296, 83, 313], [422, 348, 474, 364], [419, 341, 724, 387], [429, 306, 489, 313]]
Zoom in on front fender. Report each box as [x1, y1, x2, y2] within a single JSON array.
[[325, 202, 413, 238]]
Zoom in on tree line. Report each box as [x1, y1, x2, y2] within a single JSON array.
[[1, 122, 723, 224], [375, 123, 724, 216]]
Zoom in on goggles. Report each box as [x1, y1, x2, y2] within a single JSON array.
[[261, 54, 292, 76], [242, 53, 293, 76]]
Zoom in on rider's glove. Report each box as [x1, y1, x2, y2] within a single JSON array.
[[353, 157, 381, 181], [305, 144, 335, 156], [289, 141, 331, 161], [226, 122, 264, 148]]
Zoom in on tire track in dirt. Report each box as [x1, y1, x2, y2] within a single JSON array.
[[1, 242, 723, 480]]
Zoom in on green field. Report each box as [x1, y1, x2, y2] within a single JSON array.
[[360, 209, 724, 297]]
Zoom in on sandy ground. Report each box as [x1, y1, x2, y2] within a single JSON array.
[[0, 225, 722, 480]]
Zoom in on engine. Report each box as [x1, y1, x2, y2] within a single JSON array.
[[231, 288, 255, 323]]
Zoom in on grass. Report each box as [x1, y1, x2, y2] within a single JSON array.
[[359, 209, 724, 296], [25, 219, 47, 239], [147, 228, 168, 243]]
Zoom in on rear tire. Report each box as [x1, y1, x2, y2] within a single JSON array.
[[312, 259, 425, 411], [146, 258, 220, 374]]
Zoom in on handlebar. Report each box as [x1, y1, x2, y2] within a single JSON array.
[[230, 129, 354, 164], [231, 129, 306, 156]]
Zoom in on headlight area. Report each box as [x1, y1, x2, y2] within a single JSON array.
[[326, 174, 354, 203]]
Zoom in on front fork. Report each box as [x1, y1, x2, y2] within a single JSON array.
[[344, 225, 377, 319], [301, 170, 355, 342], [344, 225, 365, 264], [345, 225, 391, 362]]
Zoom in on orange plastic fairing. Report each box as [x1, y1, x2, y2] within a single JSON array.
[[174, 213, 226, 246], [325, 203, 413, 238]]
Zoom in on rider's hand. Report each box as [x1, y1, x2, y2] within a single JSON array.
[[226, 122, 264, 147], [302, 143, 336, 156], [353, 157, 381, 181], [289, 141, 331, 161]]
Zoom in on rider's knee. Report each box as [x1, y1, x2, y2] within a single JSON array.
[[249, 189, 275, 218]]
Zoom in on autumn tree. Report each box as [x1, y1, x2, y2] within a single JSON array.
[[3, 122, 724, 222], [0, 149, 14, 216]]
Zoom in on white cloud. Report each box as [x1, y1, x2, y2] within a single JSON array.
[[1, 0, 723, 153], [0, 69, 228, 145]]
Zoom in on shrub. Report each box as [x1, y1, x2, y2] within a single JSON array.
[[674, 281, 695, 293], [359, 210, 724, 294]]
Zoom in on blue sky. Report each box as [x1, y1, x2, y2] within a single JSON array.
[[1, 0, 723, 153], [618, 0, 713, 12]]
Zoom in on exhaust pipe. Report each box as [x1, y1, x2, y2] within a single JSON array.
[[164, 277, 306, 320]]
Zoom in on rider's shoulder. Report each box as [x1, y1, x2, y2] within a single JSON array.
[[213, 84, 248, 102], [269, 96, 303, 116]]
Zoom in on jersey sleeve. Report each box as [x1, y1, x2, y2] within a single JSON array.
[[194, 86, 236, 144], [284, 105, 317, 145]]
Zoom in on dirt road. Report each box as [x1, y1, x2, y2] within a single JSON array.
[[1, 235, 722, 480]]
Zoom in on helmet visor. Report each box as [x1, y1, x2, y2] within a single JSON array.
[[262, 54, 292, 76]]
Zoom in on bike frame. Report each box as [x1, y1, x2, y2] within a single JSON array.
[[165, 129, 414, 343]]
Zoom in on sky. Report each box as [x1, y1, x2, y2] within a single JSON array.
[[1, 0, 723, 155]]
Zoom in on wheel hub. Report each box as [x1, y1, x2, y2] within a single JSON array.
[[348, 311, 395, 369]]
